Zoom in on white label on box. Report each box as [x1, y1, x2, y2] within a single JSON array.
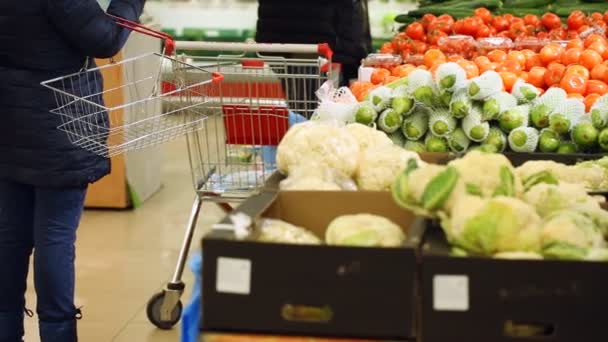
[[216, 257, 251, 295], [433, 275, 469, 311]]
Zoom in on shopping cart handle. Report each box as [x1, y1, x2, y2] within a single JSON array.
[[173, 41, 334, 59], [108, 13, 176, 55], [212, 72, 224, 83]]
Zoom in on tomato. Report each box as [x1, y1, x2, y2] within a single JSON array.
[[567, 39, 584, 50], [504, 59, 523, 73], [584, 94, 601, 112], [463, 18, 478, 36], [479, 61, 497, 74], [525, 53, 542, 70], [487, 49, 508, 63], [524, 14, 540, 27], [567, 11, 586, 31], [544, 62, 566, 86], [568, 93, 585, 101], [519, 71, 529, 82], [423, 49, 447, 68], [591, 12, 604, 23], [587, 41, 608, 58], [453, 20, 465, 35], [371, 68, 391, 85], [410, 41, 428, 55], [504, 14, 515, 23], [549, 28, 567, 40], [565, 64, 590, 80], [528, 66, 547, 88], [509, 21, 528, 38], [391, 64, 416, 77], [542, 13, 562, 30], [499, 72, 518, 92], [539, 43, 564, 65], [427, 30, 447, 46], [605, 11, 608, 24], [562, 48, 582, 65], [477, 25, 491, 38], [420, 14, 437, 30], [507, 51, 526, 68], [560, 73, 587, 95], [492, 16, 510, 32], [458, 60, 480, 79], [591, 64, 608, 81], [474, 7, 493, 24], [406, 22, 425, 41], [584, 34, 607, 48], [437, 14, 455, 27], [580, 49, 603, 70], [586, 80, 608, 96]]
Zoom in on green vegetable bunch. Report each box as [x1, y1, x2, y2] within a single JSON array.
[[356, 67, 608, 154]]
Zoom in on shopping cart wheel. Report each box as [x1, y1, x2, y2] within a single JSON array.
[[146, 291, 183, 330]]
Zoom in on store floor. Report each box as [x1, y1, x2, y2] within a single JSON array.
[[24, 137, 225, 341]]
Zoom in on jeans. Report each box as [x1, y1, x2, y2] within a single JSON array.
[[0, 180, 86, 342]]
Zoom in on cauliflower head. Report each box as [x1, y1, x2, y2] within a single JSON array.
[[541, 210, 606, 260], [345, 123, 393, 152], [448, 151, 522, 198], [522, 182, 598, 217], [279, 177, 342, 191], [356, 144, 422, 191], [325, 214, 406, 247], [443, 196, 543, 255], [277, 122, 360, 177], [517, 160, 607, 191], [257, 219, 322, 245]]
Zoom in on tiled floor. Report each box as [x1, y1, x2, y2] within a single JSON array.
[[24, 137, 225, 341]]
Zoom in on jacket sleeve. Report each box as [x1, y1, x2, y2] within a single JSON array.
[[46, 0, 146, 58]]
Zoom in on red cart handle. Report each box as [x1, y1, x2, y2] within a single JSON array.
[[107, 14, 175, 55]]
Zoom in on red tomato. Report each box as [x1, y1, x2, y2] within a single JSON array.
[[477, 25, 491, 38], [565, 64, 590, 81], [544, 63, 566, 86], [509, 21, 528, 38], [560, 73, 587, 94], [499, 71, 518, 92], [586, 80, 608, 96], [492, 16, 510, 32], [585, 94, 601, 111], [463, 18, 478, 36], [540, 43, 564, 65], [453, 20, 465, 34], [567, 11, 586, 30], [474, 7, 493, 24], [604, 11, 608, 25], [371, 68, 391, 85], [591, 64, 608, 81], [588, 41, 608, 58], [580, 49, 603, 70], [420, 14, 437, 30], [406, 22, 425, 40], [528, 66, 547, 88], [562, 48, 583, 65], [524, 14, 540, 27], [542, 13, 562, 30]]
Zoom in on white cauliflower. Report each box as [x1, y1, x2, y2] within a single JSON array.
[[279, 161, 357, 191], [257, 219, 322, 245], [345, 122, 393, 152], [277, 122, 360, 177], [279, 177, 342, 191], [448, 151, 523, 198], [325, 214, 406, 247], [522, 182, 600, 217], [356, 144, 421, 191], [541, 210, 606, 260], [443, 196, 543, 255], [516, 160, 607, 192]]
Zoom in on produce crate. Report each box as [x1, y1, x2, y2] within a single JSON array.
[[419, 219, 608, 342], [201, 191, 423, 340]]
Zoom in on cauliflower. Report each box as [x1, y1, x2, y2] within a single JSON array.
[[541, 210, 606, 260], [493, 252, 544, 260], [325, 214, 406, 247], [443, 196, 543, 255], [277, 122, 360, 177], [279, 177, 342, 191], [257, 219, 322, 245], [279, 161, 357, 191], [448, 151, 523, 198], [356, 144, 422, 191], [345, 122, 393, 152], [522, 182, 599, 217], [517, 160, 607, 192]]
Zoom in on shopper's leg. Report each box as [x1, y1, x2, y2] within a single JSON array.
[[0, 180, 34, 342], [33, 186, 86, 342]]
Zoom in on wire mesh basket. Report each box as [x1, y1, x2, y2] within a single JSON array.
[[41, 53, 223, 158]]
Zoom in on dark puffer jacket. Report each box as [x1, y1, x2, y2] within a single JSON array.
[[0, 0, 145, 188], [255, 0, 372, 84]]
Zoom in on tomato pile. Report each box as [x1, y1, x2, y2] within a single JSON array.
[[353, 9, 608, 111]]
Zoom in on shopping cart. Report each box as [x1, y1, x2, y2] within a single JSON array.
[[144, 41, 337, 330]]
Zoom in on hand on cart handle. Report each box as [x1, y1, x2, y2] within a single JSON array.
[[107, 13, 175, 55]]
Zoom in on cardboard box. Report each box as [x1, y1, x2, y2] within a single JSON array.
[[419, 219, 608, 342], [201, 191, 422, 340]]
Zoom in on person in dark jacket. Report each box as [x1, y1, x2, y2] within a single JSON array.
[[0, 0, 145, 341], [255, 0, 372, 86]]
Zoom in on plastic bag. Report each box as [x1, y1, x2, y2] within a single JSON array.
[[256, 218, 322, 245], [311, 81, 358, 126]]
